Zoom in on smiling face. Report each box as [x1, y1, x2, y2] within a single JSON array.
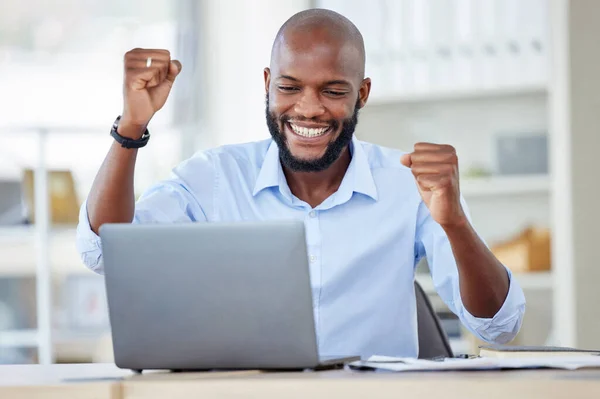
[[264, 22, 371, 172]]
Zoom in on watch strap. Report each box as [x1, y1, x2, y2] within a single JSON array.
[[110, 116, 150, 149]]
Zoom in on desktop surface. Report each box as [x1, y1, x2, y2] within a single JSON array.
[[2, 362, 600, 399]]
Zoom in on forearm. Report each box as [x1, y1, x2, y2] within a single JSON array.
[[442, 219, 510, 318], [87, 139, 139, 234]]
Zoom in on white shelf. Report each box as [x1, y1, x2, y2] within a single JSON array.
[[368, 84, 548, 106], [416, 271, 553, 295], [0, 329, 38, 348], [460, 175, 550, 197], [0, 225, 75, 241], [0, 328, 109, 362], [512, 272, 554, 291], [0, 226, 87, 277]]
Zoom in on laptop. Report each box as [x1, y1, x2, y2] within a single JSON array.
[[99, 220, 359, 373]]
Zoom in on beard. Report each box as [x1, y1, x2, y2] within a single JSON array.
[[265, 95, 360, 173]]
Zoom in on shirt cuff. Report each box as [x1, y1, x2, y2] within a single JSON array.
[[75, 199, 104, 274], [457, 268, 526, 344]]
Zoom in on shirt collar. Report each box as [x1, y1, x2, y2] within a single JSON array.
[[333, 136, 378, 204], [252, 136, 378, 202], [252, 139, 290, 199]]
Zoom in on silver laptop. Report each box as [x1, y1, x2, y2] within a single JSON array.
[[99, 220, 359, 373]]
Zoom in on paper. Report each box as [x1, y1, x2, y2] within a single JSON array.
[[349, 355, 600, 372]]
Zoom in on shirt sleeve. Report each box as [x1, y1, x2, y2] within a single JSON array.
[[414, 197, 526, 344], [76, 174, 208, 275]]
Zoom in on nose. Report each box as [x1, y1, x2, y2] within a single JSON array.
[[294, 89, 325, 119]]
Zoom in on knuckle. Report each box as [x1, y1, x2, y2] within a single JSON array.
[[125, 48, 141, 57], [443, 144, 456, 153], [444, 152, 458, 164]]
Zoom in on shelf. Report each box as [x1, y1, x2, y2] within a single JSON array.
[[0, 329, 38, 348], [460, 175, 550, 197], [512, 272, 554, 291], [368, 84, 548, 106], [416, 271, 553, 296], [0, 226, 87, 277], [0, 225, 76, 241], [0, 328, 109, 362]]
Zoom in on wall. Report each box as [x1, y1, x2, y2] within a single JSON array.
[[551, 0, 600, 348]]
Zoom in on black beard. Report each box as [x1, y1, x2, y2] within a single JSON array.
[[265, 95, 360, 172]]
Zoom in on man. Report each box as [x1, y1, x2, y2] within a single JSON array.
[[77, 9, 525, 358]]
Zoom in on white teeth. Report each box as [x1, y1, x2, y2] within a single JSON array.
[[290, 123, 329, 138]]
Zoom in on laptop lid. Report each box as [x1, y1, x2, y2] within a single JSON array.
[[100, 220, 320, 370]]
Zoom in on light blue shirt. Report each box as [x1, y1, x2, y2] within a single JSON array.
[[76, 136, 526, 358]]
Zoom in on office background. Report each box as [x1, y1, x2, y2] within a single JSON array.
[[0, 0, 598, 364]]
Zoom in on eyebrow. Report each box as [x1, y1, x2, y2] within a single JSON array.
[[277, 75, 352, 87]]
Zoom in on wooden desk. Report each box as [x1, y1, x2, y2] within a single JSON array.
[[2, 363, 600, 399]]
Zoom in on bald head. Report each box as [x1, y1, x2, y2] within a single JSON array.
[[264, 9, 371, 173], [271, 9, 366, 79]]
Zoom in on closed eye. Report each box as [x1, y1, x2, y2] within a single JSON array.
[[324, 90, 347, 97], [278, 86, 299, 93]]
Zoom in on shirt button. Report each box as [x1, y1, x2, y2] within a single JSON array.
[[309, 211, 316, 218], [310, 255, 317, 263]]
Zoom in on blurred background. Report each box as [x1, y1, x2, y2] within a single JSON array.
[[0, 0, 598, 364]]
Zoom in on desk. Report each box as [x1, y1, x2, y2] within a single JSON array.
[[2, 363, 600, 399]]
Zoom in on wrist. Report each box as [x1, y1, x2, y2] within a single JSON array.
[[110, 116, 151, 149], [440, 213, 469, 232], [117, 116, 148, 140]]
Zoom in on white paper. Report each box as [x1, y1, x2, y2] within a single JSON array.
[[350, 355, 600, 372]]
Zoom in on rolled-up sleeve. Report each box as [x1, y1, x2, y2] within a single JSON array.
[[75, 177, 208, 275], [75, 200, 105, 274], [455, 268, 526, 343], [415, 199, 526, 344]]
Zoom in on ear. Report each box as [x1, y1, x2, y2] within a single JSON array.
[[264, 67, 271, 94], [357, 77, 371, 108]]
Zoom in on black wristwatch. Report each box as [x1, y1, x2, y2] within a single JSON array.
[[110, 116, 151, 148]]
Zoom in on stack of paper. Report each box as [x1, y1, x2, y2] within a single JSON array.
[[349, 355, 600, 372], [479, 344, 600, 359]]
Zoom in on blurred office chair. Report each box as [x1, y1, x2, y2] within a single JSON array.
[[415, 280, 454, 359]]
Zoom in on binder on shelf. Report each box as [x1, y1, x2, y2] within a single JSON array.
[[496, 0, 522, 87], [522, 0, 549, 85], [429, 0, 455, 91], [474, 0, 499, 89], [317, 0, 550, 99], [407, 0, 432, 94], [453, 0, 476, 91], [383, 0, 409, 94]]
